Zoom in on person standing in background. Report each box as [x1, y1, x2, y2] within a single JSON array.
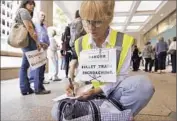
[[168, 37, 176, 73], [142, 42, 153, 72], [29, 11, 51, 94], [17, 0, 42, 95], [48, 28, 61, 81], [155, 37, 168, 74], [61, 26, 72, 78], [132, 45, 140, 71], [149, 48, 156, 72], [69, 10, 86, 81]]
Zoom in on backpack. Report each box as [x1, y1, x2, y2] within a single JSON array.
[[57, 97, 132, 121], [69, 18, 86, 48]]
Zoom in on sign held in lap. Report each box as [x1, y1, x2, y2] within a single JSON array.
[[77, 48, 117, 82]]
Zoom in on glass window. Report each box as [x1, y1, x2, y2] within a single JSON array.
[[2, 9, 5, 15], [2, 1, 5, 5], [2, 19, 5, 25], [149, 26, 158, 39], [2, 29, 5, 34], [158, 17, 169, 34], [7, 22, 9, 27], [7, 12, 10, 17], [7, 2, 10, 8], [169, 11, 176, 28], [1, 0, 22, 54]]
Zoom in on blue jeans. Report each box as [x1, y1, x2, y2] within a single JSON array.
[[29, 64, 46, 90], [19, 39, 41, 93], [51, 75, 155, 120]]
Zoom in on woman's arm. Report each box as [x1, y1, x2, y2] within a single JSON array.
[[19, 8, 41, 50], [23, 20, 39, 44]]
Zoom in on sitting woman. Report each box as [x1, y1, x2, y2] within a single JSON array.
[[51, 0, 155, 120]]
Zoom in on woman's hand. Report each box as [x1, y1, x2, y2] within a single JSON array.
[[66, 83, 75, 97], [36, 42, 41, 51], [65, 82, 79, 97], [77, 89, 95, 100], [41, 43, 49, 50], [77, 87, 103, 100]]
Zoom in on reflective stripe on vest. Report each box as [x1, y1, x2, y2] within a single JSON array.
[[74, 30, 134, 88]]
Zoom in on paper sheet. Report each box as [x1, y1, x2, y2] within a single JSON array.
[[52, 94, 80, 102], [52, 84, 93, 102]]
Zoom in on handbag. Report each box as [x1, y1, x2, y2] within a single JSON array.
[[7, 10, 28, 48], [57, 97, 132, 121]]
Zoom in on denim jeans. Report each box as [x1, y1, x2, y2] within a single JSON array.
[[51, 75, 155, 120], [29, 64, 46, 91], [19, 38, 41, 93]]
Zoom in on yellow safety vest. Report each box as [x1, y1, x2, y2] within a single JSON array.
[[75, 29, 134, 88]]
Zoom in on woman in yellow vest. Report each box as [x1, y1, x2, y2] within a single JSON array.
[[52, 0, 155, 120]]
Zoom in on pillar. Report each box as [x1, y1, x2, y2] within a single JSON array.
[[40, 0, 53, 27]]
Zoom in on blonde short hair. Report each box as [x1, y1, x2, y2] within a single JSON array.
[[80, 0, 115, 23]]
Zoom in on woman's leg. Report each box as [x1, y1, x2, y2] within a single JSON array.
[[145, 58, 148, 71], [162, 52, 167, 70], [65, 52, 71, 78], [149, 59, 153, 72], [158, 53, 163, 72], [110, 75, 155, 116], [171, 52, 176, 73], [20, 39, 36, 94], [19, 53, 31, 94]]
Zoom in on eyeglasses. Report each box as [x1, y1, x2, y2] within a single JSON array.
[[82, 20, 103, 28]]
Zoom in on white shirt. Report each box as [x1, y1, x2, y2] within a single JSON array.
[[169, 41, 176, 50]]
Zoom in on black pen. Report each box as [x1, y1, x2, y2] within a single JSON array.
[[68, 78, 75, 97]]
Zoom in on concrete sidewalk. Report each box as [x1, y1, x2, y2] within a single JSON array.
[[1, 70, 176, 121]]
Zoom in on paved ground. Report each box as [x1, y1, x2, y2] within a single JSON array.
[[1, 69, 176, 121]]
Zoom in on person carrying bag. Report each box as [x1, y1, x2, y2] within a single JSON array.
[[8, 9, 28, 48]]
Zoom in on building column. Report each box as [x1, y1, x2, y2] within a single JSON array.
[[40, 0, 53, 27]]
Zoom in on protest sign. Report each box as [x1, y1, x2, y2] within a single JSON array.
[[25, 49, 47, 70], [77, 48, 117, 82]]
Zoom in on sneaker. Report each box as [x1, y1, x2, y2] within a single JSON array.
[[43, 80, 50, 84], [35, 90, 51, 95], [53, 78, 61, 81], [21, 88, 34, 96]]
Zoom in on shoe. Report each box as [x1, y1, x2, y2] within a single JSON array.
[[21, 88, 34, 96], [29, 88, 34, 94], [43, 81, 50, 84], [53, 78, 61, 81], [35, 90, 51, 95], [21, 92, 28, 96]]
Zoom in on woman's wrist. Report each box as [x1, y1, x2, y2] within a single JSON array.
[[92, 87, 102, 95]]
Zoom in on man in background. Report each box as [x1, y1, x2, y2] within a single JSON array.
[[29, 11, 51, 94]]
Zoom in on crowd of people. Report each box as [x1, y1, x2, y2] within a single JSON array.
[[132, 37, 176, 74]]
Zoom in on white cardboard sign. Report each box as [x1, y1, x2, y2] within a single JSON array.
[[77, 48, 117, 82], [25, 49, 47, 70]]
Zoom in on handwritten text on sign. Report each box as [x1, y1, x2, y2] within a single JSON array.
[[25, 49, 47, 70], [78, 48, 117, 82]]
